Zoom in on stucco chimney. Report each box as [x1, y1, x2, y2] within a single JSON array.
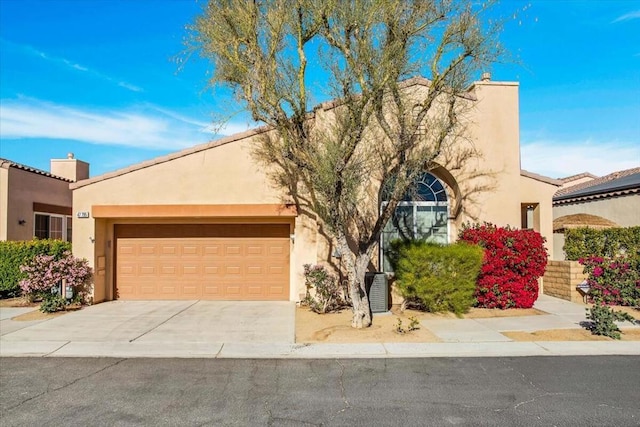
[[50, 154, 89, 182]]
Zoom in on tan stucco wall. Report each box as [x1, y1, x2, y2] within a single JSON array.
[[72, 135, 324, 302], [519, 174, 558, 259], [455, 82, 522, 232], [51, 158, 90, 182], [553, 232, 566, 261], [553, 195, 640, 227], [72, 80, 557, 303], [1, 167, 72, 241]]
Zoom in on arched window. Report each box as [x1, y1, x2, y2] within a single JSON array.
[[380, 172, 450, 272]]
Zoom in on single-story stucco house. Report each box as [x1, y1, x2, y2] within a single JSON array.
[[1, 154, 89, 242], [552, 167, 640, 259], [71, 77, 560, 304]]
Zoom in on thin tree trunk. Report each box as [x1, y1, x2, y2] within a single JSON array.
[[337, 234, 372, 328], [352, 254, 371, 328]]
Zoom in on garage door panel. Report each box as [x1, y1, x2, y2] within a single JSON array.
[[247, 265, 263, 275], [160, 284, 178, 295], [139, 245, 157, 256], [115, 225, 290, 300], [203, 284, 223, 296], [224, 285, 242, 296], [139, 264, 157, 275], [225, 244, 242, 256], [180, 284, 200, 296], [246, 285, 264, 296], [203, 265, 221, 275], [269, 245, 286, 255], [181, 244, 200, 256], [160, 244, 178, 256], [225, 265, 242, 276], [246, 244, 265, 256], [203, 244, 221, 255], [160, 265, 178, 275]]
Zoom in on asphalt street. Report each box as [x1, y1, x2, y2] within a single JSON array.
[[1, 356, 639, 426]]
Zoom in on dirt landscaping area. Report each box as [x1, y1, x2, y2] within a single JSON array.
[[0, 297, 80, 321], [296, 305, 640, 343], [0, 297, 38, 308], [503, 329, 640, 342], [296, 305, 546, 343]]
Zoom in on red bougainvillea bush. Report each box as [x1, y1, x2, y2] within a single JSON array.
[[579, 256, 640, 307], [458, 223, 548, 309]]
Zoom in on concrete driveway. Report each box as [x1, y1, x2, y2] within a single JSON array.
[[1, 300, 295, 346]]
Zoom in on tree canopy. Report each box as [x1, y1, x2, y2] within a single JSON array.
[[190, 0, 502, 327]]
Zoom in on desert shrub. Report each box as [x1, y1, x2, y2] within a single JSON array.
[[39, 294, 69, 313], [19, 251, 92, 310], [579, 256, 640, 307], [0, 240, 71, 298], [302, 264, 347, 313], [391, 240, 483, 315], [395, 316, 420, 334], [584, 300, 637, 339], [564, 227, 640, 261], [458, 223, 548, 309]]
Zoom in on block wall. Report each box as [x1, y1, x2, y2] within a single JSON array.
[[543, 260, 587, 304]]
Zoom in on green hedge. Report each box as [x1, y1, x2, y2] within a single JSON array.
[[390, 240, 484, 315], [0, 240, 71, 298], [564, 227, 640, 260]]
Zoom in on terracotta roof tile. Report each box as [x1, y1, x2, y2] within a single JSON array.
[[554, 167, 640, 198], [0, 158, 72, 182], [558, 172, 598, 183]]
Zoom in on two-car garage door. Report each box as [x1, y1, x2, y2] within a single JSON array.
[[115, 224, 290, 300]]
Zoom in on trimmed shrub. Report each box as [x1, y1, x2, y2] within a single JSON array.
[[391, 241, 484, 315], [302, 264, 348, 313], [579, 256, 640, 307], [458, 223, 548, 309], [0, 240, 71, 298], [564, 227, 640, 261]]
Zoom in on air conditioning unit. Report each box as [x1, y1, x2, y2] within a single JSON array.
[[365, 272, 389, 313]]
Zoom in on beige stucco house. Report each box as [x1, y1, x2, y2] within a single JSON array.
[[0, 154, 89, 242], [71, 78, 560, 303], [552, 167, 640, 259]]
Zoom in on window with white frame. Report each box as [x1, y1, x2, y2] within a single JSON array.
[[380, 172, 449, 272], [34, 213, 72, 242]]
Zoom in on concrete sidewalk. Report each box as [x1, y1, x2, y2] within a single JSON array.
[[1, 295, 638, 359]]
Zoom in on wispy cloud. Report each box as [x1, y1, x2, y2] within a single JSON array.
[[612, 10, 640, 23], [0, 38, 143, 92], [145, 104, 253, 136], [0, 98, 229, 150], [521, 139, 640, 178]]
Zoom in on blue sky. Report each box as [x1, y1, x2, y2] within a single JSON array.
[[0, 0, 638, 179]]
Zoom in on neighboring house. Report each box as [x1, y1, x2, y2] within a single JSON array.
[[71, 77, 560, 303], [0, 154, 89, 242], [552, 167, 640, 259]]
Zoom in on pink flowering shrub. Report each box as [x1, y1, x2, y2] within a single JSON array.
[[579, 256, 640, 307], [19, 251, 92, 304]]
